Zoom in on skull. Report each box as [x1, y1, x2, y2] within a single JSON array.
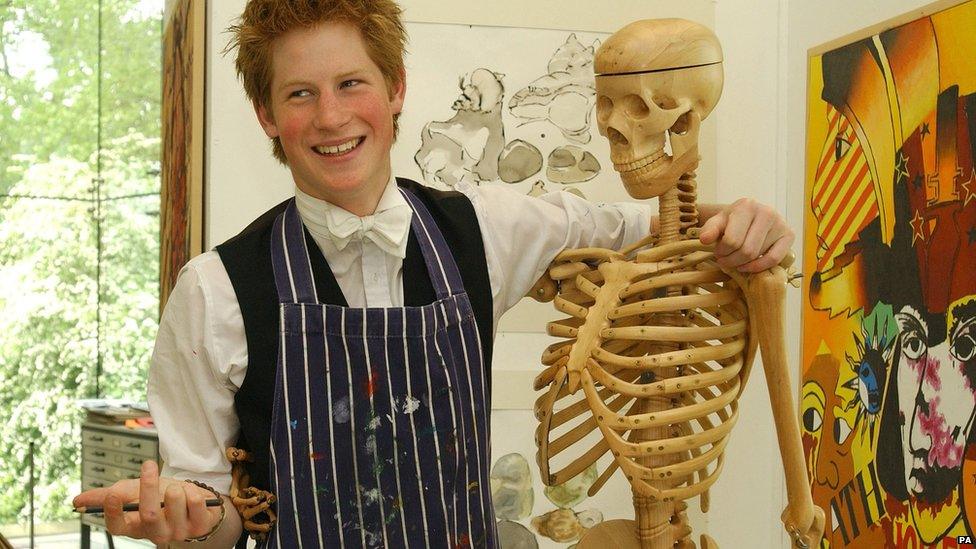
[[594, 19, 724, 199]]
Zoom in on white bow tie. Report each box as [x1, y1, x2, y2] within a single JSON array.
[[325, 205, 412, 258]]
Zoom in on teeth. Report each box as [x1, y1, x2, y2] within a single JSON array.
[[314, 137, 361, 155], [615, 149, 668, 173]]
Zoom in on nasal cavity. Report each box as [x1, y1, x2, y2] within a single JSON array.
[[607, 127, 629, 146]]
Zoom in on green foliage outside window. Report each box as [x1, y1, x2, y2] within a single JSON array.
[[0, 0, 161, 525]]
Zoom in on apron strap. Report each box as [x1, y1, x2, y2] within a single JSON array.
[[399, 188, 467, 300], [271, 189, 467, 305], [270, 200, 320, 304]]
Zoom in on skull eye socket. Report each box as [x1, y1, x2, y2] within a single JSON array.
[[671, 111, 692, 135], [621, 94, 649, 118], [596, 96, 613, 123], [653, 95, 678, 110]]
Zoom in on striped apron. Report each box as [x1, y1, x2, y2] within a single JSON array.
[[264, 189, 496, 548]]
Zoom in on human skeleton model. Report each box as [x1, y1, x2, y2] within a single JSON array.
[[531, 20, 825, 549]]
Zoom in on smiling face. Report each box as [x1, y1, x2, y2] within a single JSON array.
[[254, 21, 405, 215]]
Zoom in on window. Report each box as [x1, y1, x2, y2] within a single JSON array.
[[0, 0, 162, 533]]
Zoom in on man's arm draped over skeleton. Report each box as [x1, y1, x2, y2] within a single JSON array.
[[532, 19, 826, 549]]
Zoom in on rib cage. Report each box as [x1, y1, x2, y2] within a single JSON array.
[[535, 236, 759, 507]]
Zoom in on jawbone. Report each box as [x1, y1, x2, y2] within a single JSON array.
[[615, 145, 700, 199]]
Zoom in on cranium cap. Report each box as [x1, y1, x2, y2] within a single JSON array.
[[595, 18, 723, 76]]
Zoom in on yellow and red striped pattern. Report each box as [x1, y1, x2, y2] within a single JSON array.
[[811, 106, 879, 273]]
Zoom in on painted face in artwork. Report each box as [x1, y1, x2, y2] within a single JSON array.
[[810, 106, 879, 278], [893, 297, 976, 540], [802, 354, 857, 544], [895, 299, 976, 501], [818, 357, 858, 532], [802, 372, 829, 480], [803, 355, 837, 538], [254, 21, 405, 215]]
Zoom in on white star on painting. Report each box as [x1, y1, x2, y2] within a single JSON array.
[[961, 168, 976, 208], [910, 210, 926, 247], [895, 152, 910, 183]]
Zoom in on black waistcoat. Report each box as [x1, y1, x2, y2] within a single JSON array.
[[215, 178, 494, 494]]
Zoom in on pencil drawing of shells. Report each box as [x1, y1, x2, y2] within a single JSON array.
[[508, 34, 599, 144], [415, 68, 506, 188]]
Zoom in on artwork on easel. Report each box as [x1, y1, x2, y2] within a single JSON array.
[[800, 1, 976, 546], [161, 0, 205, 310]]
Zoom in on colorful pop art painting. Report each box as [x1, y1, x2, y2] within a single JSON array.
[[802, 1, 976, 546]]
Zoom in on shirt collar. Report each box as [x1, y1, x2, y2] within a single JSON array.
[[294, 177, 412, 258]]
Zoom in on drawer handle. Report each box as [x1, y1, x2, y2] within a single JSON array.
[[129, 458, 142, 465], [127, 442, 142, 449], [93, 466, 106, 473], [89, 436, 104, 442], [92, 451, 106, 458], [91, 482, 105, 488]]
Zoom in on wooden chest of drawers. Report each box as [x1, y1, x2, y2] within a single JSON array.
[[79, 422, 159, 535]]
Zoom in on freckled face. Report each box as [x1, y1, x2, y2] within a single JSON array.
[[254, 21, 405, 215], [897, 305, 976, 503]]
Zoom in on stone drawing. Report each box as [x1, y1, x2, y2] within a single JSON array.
[[490, 452, 534, 520], [527, 180, 549, 197], [530, 508, 604, 543], [545, 145, 600, 184], [508, 34, 600, 144], [497, 520, 540, 549], [526, 179, 587, 200], [497, 139, 544, 183], [564, 187, 586, 199], [543, 462, 597, 509], [414, 68, 506, 187]]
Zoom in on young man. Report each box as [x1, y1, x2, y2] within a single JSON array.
[[73, 1, 793, 546]]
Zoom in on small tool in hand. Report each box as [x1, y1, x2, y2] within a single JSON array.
[[74, 498, 223, 514]]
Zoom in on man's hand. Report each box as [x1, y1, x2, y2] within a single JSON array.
[[698, 198, 795, 273], [72, 460, 225, 545]]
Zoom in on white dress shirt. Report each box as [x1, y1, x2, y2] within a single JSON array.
[[148, 178, 651, 493]]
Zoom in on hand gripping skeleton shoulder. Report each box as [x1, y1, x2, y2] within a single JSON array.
[[532, 19, 825, 549]]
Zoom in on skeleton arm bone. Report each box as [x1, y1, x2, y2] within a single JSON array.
[[745, 267, 825, 549]]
